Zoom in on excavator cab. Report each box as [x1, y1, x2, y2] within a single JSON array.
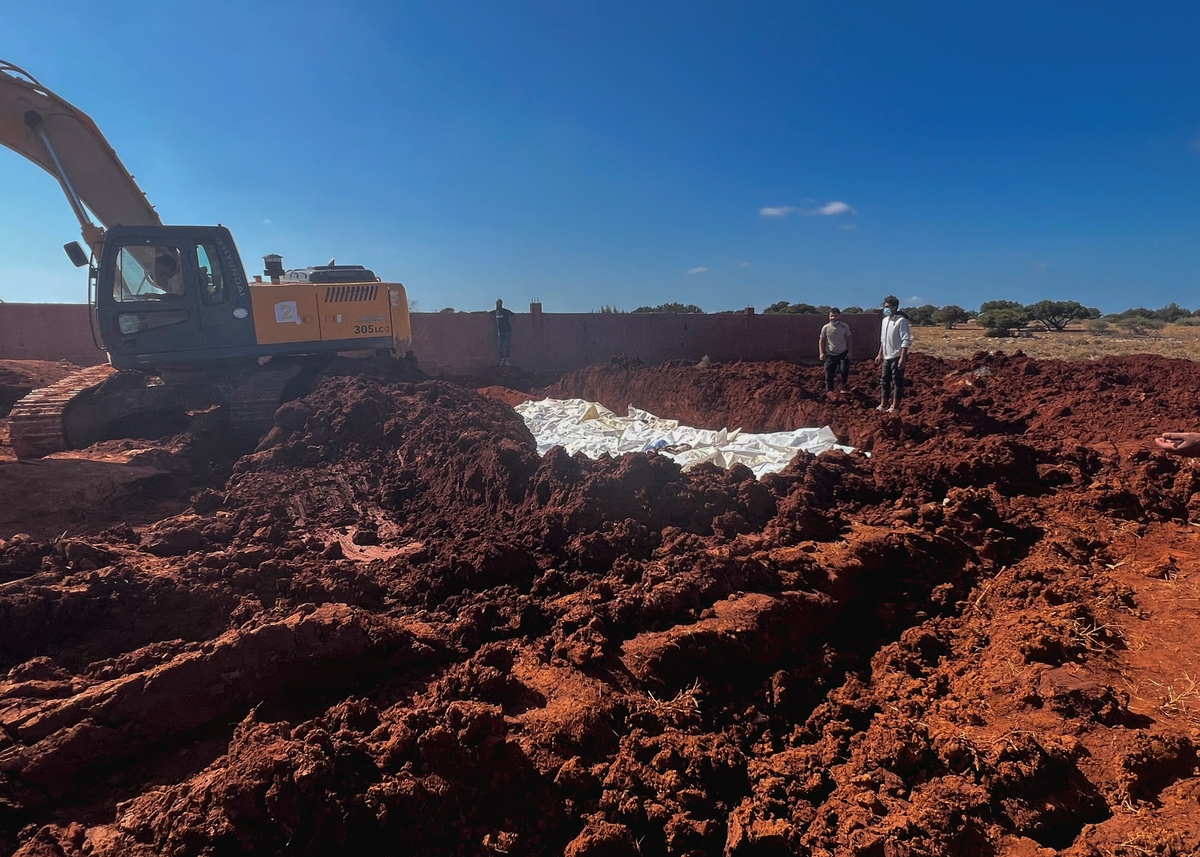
[[95, 225, 259, 369], [94, 225, 411, 371]]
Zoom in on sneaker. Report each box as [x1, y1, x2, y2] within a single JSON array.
[[875, 405, 885, 412], [887, 406, 896, 413]]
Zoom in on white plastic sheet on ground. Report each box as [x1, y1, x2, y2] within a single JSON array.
[[514, 398, 858, 479]]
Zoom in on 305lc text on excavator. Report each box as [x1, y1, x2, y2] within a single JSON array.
[[0, 59, 413, 458]]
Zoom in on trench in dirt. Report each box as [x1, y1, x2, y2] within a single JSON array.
[[0, 353, 1198, 856]]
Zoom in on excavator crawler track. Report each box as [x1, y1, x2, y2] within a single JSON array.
[[228, 362, 308, 441], [8, 365, 117, 459]]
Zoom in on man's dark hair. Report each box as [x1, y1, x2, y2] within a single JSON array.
[[882, 295, 899, 308], [829, 307, 841, 314]]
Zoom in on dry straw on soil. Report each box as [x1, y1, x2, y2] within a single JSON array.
[[915, 321, 1200, 362]]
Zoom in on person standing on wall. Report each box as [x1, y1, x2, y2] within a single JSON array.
[[493, 298, 514, 366], [818, 307, 853, 392], [875, 295, 912, 412]]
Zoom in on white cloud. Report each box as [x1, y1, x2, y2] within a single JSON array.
[[838, 224, 857, 231], [262, 218, 273, 225], [817, 201, 855, 216], [687, 266, 708, 274], [1032, 261, 1049, 272], [906, 295, 924, 305], [762, 201, 856, 218], [737, 261, 752, 267]]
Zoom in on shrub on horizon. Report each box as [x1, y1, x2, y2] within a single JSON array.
[[763, 301, 818, 314], [632, 303, 703, 313], [1153, 302, 1191, 323], [1113, 316, 1166, 335]]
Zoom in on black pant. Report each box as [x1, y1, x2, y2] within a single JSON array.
[[823, 351, 849, 390], [881, 357, 905, 403]]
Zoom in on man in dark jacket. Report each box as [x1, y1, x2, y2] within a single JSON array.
[[493, 299, 514, 365]]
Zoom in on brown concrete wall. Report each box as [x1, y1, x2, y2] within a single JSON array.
[[413, 309, 882, 374], [0, 303, 882, 374], [0, 303, 106, 366]]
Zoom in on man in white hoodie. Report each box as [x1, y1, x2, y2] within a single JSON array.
[[874, 295, 912, 413]]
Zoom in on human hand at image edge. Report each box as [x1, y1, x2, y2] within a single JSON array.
[[1154, 432, 1200, 456]]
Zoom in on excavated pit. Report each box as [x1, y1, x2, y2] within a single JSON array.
[[0, 352, 1199, 856]]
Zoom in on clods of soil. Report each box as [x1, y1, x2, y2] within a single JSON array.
[[0, 352, 1198, 856]]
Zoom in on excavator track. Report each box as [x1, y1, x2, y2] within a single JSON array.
[[7, 360, 321, 460], [8, 365, 117, 459], [227, 362, 308, 441]]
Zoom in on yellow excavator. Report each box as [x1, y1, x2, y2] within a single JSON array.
[[0, 60, 413, 457]]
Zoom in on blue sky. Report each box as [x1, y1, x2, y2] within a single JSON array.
[[2, 1, 1199, 313]]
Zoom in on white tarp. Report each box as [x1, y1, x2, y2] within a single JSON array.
[[514, 398, 857, 479]]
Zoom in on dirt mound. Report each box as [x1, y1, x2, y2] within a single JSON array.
[[1, 354, 1199, 856], [477, 385, 537, 407], [544, 351, 1200, 447]]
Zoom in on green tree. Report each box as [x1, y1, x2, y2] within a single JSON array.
[[1113, 307, 1156, 320], [979, 299, 1024, 314], [1114, 316, 1165, 335], [907, 304, 938, 326], [841, 306, 866, 314], [1154, 302, 1191, 323], [978, 307, 1030, 333], [931, 305, 970, 329], [632, 303, 704, 313], [1024, 300, 1091, 331], [762, 302, 818, 314]]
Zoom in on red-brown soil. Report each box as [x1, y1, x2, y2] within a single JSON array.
[[0, 352, 1198, 856]]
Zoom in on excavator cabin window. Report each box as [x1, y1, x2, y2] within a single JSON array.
[[196, 243, 226, 306], [114, 245, 185, 302]]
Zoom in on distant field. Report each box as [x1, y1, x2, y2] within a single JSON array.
[[912, 321, 1200, 362]]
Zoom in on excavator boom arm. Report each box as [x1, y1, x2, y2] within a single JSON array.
[[0, 60, 161, 242]]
